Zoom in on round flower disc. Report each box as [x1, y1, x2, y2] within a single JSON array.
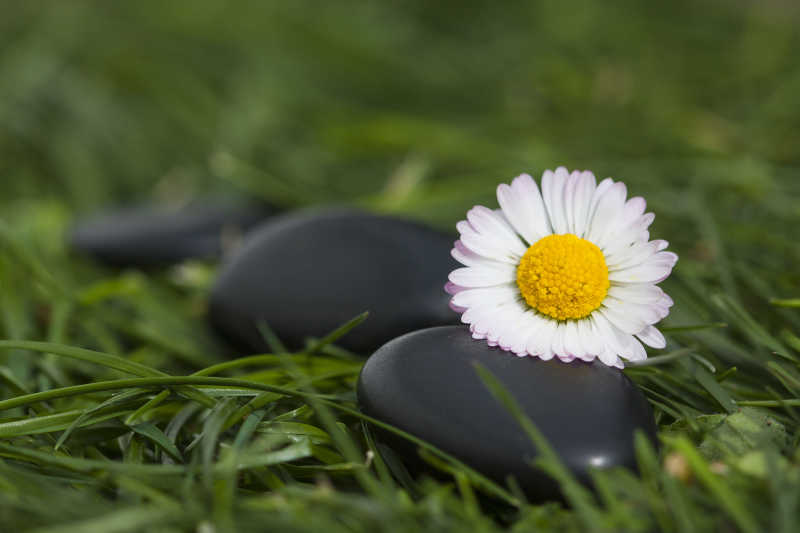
[[516, 234, 609, 321]]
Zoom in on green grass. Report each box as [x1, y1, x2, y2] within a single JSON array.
[[2, 1, 800, 531]]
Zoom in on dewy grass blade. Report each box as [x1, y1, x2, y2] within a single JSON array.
[[0, 340, 165, 378], [232, 410, 266, 451], [193, 355, 282, 377], [113, 476, 182, 511], [56, 390, 148, 450], [0, 440, 313, 476], [660, 323, 728, 332], [665, 436, 761, 533], [125, 351, 349, 425], [361, 420, 394, 486], [305, 311, 370, 353], [782, 330, 800, 354], [26, 506, 178, 533], [0, 409, 132, 438], [201, 399, 238, 487], [633, 432, 676, 532], [224, 392, 283, 432], [129, 422, 183, 462], [123, 391, 171, 426], [0, 365, 31, 396], [256, 320, 288, 354], [680, 359, 738, 414], [736, 399, 800, 407], [626, 347, 695, 367], [0, 340, 216, 408], [0, 376, 334, 412], [712, 294, 796, 361], [770, 298, 800, 308]]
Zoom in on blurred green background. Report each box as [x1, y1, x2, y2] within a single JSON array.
[[2, 0, 799, 216]]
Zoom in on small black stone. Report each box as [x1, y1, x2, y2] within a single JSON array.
[[70, 199, 275, 267], [357, 326, 657, 501], [209, 209, 459, 353]]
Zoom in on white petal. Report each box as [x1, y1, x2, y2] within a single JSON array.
[[538, 347, 555, 360], [589, 178, 615, 215], [551, 322, 567, 358], [490, 300, 528, 349], [621, 197, 647, 225], [496, 174, 551, 245], [541, 167, 570, 234], [649, 291, 675, 320], [448, 265, 516, 288], [524, 313, 553, 356], [590, 192, 653, 255], [607, 284, 666, 305], [507, 310, 541, 355], [579, 318, 602, 359], [465, 297, 528, 341], [624, 335, 648, 362], [466, 206, 527, 256], [606, 240, 668, 271], [563, 319, 583, 358], [602, 212, 656, 255], [603, 296, 664, 326], [508, 323, 531, 355], [594, 312, 647, 362], [600, 196, 646, 243], [598, 305, 648, 335], [464, 304, 504, 335], [534, 317, 560, 360], [563, 172, 581, 236], [591, 313, 625, 356], [444, 282, 464, 296], [657, 293, 675, 314], [597, 345, 619, 367], [451, 240, 510, 268], [470, 324, 487, 340], [569, 171, 597, 238], [608, 251, 678, 284], [457, 220, 519, 264], [636, 325, 666, 349], [501, 310, 534, 353], [587, 181, 628, 248], [450, 284, 518, 309], [534, 325, 557, 360], [462, 305, 493, 329]]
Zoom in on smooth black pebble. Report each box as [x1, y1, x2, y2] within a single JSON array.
[[70, 199, 275, 267], [357, 326, 658, 501], [209, 209, 459, 353]]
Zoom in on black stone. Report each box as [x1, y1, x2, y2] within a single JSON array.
[[357, 326, 657, 501], [209, 209, 459, 354], [70, 199, 276, 267]]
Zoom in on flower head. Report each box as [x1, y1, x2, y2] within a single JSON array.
[[446, 167, 677, 368]]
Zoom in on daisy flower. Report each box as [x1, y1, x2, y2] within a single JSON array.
[[445, 167, 677, 368]]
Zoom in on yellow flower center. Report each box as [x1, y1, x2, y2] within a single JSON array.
[[516, 234, 610, 321]]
